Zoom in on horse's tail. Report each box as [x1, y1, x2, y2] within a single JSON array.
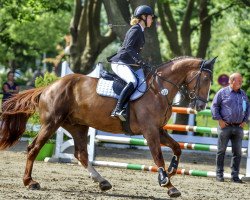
[[0, 87, 45, 150]]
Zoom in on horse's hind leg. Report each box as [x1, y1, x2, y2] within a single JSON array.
[[23, 123, 59, 189], [62, 123, 112, 191], [159, 129, 181, 197]]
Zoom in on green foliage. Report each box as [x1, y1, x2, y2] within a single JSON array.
[[0, 0, 73, 72], [23, 130, 37, 138], [35, 72, 59, 88], [207, 5, 250, 98], [28, 112, 40, 125]]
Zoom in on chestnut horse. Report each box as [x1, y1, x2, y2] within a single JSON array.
[[0, 57, 216, 198]]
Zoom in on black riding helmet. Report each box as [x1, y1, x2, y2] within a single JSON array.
[[133, 5, 157, 19]]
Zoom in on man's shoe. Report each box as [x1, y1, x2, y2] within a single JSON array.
[[231, 177, 243, 183], [216, 176, 224, 182]]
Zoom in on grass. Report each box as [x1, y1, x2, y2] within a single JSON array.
[[196, 115, 218, 127]]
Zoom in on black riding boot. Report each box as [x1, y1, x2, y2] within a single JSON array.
[[111, 82, 135, 120]]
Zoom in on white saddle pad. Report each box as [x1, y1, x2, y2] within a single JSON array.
[[96, 68, 147, 101]]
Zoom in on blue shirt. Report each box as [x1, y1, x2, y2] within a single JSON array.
[[211, 86, 249, 123]]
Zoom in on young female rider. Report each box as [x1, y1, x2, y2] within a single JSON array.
[[107, 5, 157, 119]]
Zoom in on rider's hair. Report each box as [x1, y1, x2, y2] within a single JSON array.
[[130, 17, 140, 25]]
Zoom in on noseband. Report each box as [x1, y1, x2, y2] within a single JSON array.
[[184, 61, 213, 103], [155, 60, 213, 104]]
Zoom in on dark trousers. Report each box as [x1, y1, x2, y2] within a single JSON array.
[[216, 126, 243, 178]]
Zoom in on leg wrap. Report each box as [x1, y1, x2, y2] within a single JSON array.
[[158, 167, 169, 187], [168, 155, 178, 174]]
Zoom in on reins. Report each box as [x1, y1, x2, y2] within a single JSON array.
[[152, 60, 213, 105]]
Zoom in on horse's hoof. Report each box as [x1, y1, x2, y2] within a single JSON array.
[[168, 187, 181, 198], [99, 180, 112, 191], [28, 182, 41, 190]]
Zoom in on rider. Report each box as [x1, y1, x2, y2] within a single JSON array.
[[107, 5, 157, 119]]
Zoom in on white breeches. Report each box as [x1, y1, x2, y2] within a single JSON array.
[[111, 62, 137, 88]]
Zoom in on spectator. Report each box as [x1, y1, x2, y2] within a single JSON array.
[[2, 71, 20, 106], [211, 72, 249, 183]]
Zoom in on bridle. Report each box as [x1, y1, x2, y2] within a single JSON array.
[[154, 60, 213, 105]]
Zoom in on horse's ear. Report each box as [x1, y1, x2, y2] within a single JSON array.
[[204, 56, 218, 70]]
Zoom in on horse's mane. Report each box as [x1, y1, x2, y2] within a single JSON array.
[[158, 56, 200, 68]]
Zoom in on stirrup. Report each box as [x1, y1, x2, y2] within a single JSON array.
[[110, 109, 120, 117], [117, 110, 126, 121], [111, 110, 126, 121]]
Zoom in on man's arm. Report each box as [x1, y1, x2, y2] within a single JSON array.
[[211, 91, 228, 128]]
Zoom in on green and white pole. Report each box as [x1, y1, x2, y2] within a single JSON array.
[[95, 135, 247, 154], [92, 160, 244, 179]]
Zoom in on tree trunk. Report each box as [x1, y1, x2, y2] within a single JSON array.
[[180, 0, 194, 56], [70, 0, 116, 74], [157, 1, 181, 56], [196, 0, 211, 58], [103, 0, 131, 40]]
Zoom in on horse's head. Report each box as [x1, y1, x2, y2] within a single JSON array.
[[186, 57, 216, 111]]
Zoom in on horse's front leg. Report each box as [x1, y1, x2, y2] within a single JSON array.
[[143, 128, 181, 198], [159, 129, 181, 177]]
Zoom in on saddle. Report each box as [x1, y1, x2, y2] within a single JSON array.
[[96, 67, 147, 101], [95, 63, 147, 133]]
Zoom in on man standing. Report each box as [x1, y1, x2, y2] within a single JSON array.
[[211, 72, 249, 183]]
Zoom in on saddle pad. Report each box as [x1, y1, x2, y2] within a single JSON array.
[[96, 68, 147, 101], [96, 79, 119, 99]]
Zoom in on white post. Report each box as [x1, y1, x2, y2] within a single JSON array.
[[87, 127, 97, 162], [172, 93, 181, 124], [187, 114, 195, 136], [241, 116, 250, 181], [55, 128, 64, 158]]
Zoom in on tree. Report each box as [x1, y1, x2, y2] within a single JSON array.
[[0, 0, 72, 72], [208, 4, 250, 98], [69, 0, 116, 73]]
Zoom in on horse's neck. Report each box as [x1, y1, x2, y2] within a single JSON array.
[[157, 64, 189, 101]]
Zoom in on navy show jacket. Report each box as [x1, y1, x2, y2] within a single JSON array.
[[108, 24, 145, 66]]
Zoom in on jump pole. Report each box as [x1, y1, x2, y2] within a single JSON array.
[[92, 160, 244, 179], [95, 135, 247, 154], [163, 124, 249, 136], [172, 107, 211, 116]]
